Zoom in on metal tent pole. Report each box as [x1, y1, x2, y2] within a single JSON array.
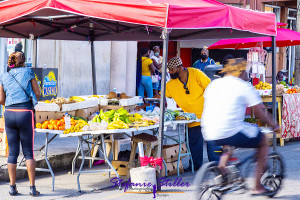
[[271, 36, 277, 151], [157, 28, 169, 191], [89, 22, 97, 95]]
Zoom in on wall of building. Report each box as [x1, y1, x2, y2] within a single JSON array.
[[36, 40, 137, 98]]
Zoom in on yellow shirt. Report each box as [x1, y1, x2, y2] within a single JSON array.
[[166, 68, 211, 127], [141, 57, 153, 76]]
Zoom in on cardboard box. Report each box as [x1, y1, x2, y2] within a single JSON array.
[[111, 160, 129, 176], [54, 110, 76, 120], [35, 111, 76, 123], [161, 144, 188, 163], [75, 106, 99, 120], [161, 160, 184, 177], [35, 111, 55, 124], [100, 105, 136, 113]]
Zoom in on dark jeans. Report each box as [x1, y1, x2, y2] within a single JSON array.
[[188, 125, 220, 169]]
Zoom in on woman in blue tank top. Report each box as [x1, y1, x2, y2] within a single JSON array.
[[0, 52, 41, 196]]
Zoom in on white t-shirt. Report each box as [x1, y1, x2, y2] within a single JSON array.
[[151, 55, 170, 82], [201, 76, 262, 141], [151, 55, 163, 64]]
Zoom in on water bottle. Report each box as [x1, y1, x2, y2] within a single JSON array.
[[65, 113, 71, 129]]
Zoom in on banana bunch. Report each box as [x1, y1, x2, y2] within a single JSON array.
[[112, 108, 132, 124], [100, 109, 115, 123], [134, 113, 143, 119], [129, 121, 150, 128], [91, 113, 101, 123], [69, 96, 85, 102], [128, 113, 143, 123], [107, 120, 129, 129], [63, 120, 89, 134]]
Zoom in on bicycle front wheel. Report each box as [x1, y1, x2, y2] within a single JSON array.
[[193, 161, 223, 200], [261, 152, 285, 198]]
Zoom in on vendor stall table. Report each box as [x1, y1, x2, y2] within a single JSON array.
[[60, 124, 168, 192], [32, 130, 64, 191], [164, 119, 201, 176], [34, 119, 199, 192]]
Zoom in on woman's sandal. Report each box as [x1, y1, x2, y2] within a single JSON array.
[[9, 185, 18, 196], [29, 186, 40, 197]]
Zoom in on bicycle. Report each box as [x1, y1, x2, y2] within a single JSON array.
[[193, 131, 285, 200]]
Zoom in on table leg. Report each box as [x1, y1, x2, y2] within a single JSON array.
[[38, 134, 58, 152], [77, 136, 85, 192], [72, 142, 81, 175], [278, 101, 284, 146], [45, 133, 55, 191], [177, 125, 182, 176], [185, 125, 194, 173], [101, 134, 121, 190], [18, 156, 25, 167]]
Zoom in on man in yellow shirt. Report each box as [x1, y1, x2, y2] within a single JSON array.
[[166, 57, 219, 170]]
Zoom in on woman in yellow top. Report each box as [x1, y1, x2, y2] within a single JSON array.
[[136, 47, 155, 98]]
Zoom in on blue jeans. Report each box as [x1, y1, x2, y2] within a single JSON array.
[[138, 76, 153, 98], [188, 126, 220, 169]]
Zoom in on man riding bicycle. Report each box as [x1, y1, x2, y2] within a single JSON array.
[[201, 58, 279, 196]]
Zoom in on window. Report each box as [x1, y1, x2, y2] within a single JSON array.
[[265, 5, 281, 22]]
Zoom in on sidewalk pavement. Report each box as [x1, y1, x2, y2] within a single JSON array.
[[1, 131, 300, 199]]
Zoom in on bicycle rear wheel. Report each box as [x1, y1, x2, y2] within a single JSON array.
[[261, 152, 285, 198], [193, 162, 223, 200]]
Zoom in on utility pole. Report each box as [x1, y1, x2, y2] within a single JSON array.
[[294, 0, 300, 86]]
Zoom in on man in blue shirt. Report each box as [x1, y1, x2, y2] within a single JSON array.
[[192, 48, 215, 71]]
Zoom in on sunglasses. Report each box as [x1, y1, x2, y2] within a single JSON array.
[[183, 84, 190, 94]]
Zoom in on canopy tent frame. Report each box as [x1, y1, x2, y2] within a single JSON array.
[[0, 0, 277, 190]]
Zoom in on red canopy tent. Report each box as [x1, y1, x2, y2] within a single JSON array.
[[0, 0, 276, 40], [0, 0, 277, 189]]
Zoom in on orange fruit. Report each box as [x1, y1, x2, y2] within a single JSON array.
[[48, 124, 54, 130], [42, 124, 48, 129], [43, 121, 49, 126], [36, 123, 42, 129], [50, 119, 55, 124], [51, 120, 57, 125], [53, 124, 59, 130], [59, 125, 65, 130], [60, 119, 65, 124]]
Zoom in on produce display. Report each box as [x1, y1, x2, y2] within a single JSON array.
[[279, 81, 289, 89], [36, 117, 66, 130], [36, 106, 199, 133], [164, 109, 197, 121], [69, 96, 85, 102], [44, 96, 86, 104], [44, 97, 75, 104], [175, 112, 197, 121], [244, 118, 258, 124], [286, 88, 298, 94], [63, 119, 89, 134], [276, 84, 285, 96], [254, 81, 272, 90]]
